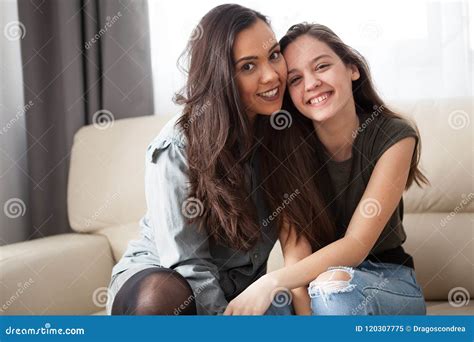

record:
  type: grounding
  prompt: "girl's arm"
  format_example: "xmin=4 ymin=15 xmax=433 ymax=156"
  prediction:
xmin=269 ymin=137 xmax=417 ymax=290
xmin=278 ymin=222 xmax=312 ymax=315
xmin=224 ymin=137 xmax=416 ymax=315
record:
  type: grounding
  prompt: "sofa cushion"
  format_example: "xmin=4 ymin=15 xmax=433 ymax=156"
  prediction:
xmin=403 ymin=213 xmax=473 ymax=301
xmin=426 ymin=301 xmax=474 ymax=315
xmin=97 ymin=222 xmax=140 ymax=262
xmin=0 ymin=234 xmax=114 ymax=315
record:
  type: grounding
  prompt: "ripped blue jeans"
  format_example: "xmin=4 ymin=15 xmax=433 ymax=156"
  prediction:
xmin=308 ymin=260 xmax=426 ymax=315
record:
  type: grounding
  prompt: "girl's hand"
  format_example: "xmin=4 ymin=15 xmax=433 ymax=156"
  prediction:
xmin=223 ymin=274 xmax=279 ymax=315
xmin=279 ymin=221 xmax=313 ymax=315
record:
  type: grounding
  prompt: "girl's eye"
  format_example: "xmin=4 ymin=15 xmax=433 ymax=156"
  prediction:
xmin=289 ymin=77 xmax=301 ymax=85
xmin=270 ymin=51 xmax=281 ymax=60
xmin=242 ymin=63 xmax=255 ymax=72
xmin=316 ymin=63 xmax=330 ymax=70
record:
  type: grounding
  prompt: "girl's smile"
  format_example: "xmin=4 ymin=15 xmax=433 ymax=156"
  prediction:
xmin=305 ymin=90 xmax=334 ymax=107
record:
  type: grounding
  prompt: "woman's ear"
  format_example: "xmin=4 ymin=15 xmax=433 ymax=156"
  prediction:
xmin=350 ymin=64 xmax=360 ymax=81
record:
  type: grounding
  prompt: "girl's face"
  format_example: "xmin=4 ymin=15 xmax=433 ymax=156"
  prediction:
xmin=283 ymin=34 xmax=360 ymax=123
xmin=233 ymin=19 xmax=287 ymax=120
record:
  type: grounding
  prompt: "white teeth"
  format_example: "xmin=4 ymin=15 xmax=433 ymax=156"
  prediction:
xmin=259 ymin=88 xmax=278 ymax=97
xmin=309 ymin=92 xmax=330 ymax=104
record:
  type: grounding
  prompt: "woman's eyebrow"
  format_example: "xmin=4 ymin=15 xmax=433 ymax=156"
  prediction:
xmin=288 ymin=54 xmax=332 ymax=74
xmin=234 ymin=42 xmax=280 ymax=65
xmin=267 ymin=42 xmax=279 ymax=53
xmin=235 ymin=55 xmax=257 ymax=65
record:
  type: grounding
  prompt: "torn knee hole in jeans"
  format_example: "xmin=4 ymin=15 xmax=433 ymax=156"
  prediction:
xmin=308 ymin=267 xmax=356 ymax=306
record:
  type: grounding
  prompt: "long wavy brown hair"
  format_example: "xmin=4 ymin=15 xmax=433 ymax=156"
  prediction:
xmin=258 ymin=23 xmax=429 ymax=251
xmin=174 ymin=4 xmax=269 ymax=250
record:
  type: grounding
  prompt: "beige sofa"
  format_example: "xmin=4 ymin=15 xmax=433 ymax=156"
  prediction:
xmin=1 ymin=98 xmax=472 ymax=315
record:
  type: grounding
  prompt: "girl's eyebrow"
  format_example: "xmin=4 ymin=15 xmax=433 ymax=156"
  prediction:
xmin=234 ymin=42 xmax=280 ymax=65
xmin=288 ymin=54 xmax=332 ymax=74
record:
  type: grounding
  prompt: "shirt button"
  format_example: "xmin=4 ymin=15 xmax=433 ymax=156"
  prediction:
xmin=253 ymin=253 xmax=259 ymax=260
xmin=230 ymin=273 xmax=237 ymax=280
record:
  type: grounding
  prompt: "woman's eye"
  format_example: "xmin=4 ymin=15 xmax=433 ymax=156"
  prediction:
xmin=242 ymin=63 xmax=255 ymax=72
xmin=270 ymin=51 xmax=281 ymax=60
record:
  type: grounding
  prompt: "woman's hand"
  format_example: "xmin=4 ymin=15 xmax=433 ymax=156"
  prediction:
xmin=223 ymin=274 xmax=279 ymax=315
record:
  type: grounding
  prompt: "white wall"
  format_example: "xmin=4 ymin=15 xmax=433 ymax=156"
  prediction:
xmin=0 ymin=0 xmax=31 ymax=245
xmin=148 ymin=0 xmax=473 ymax=117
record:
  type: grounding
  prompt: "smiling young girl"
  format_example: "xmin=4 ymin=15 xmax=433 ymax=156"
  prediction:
xmin=106 ymin=4 xmax=303 ymax=316
xmin=224 ymin=23 xmax=428 ymax=316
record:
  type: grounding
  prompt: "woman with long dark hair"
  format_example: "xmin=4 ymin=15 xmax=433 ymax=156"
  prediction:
xmin=224 ymin=23 xmax=428 ymax=315
xmin=106 ymin=4 xmax=318 ymax=316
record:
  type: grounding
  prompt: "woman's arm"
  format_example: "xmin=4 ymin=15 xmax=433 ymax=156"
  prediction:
xmin=147 ymin=139 xmax=228 ymax=315
xmin=224 ymin=137 xmax=416 ymax=315
xmin=279 ymin=222 xmax=312 ymax=315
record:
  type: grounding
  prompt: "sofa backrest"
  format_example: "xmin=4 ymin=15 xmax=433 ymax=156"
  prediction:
xmin=68 ymin=115 xmax=172 ymax=233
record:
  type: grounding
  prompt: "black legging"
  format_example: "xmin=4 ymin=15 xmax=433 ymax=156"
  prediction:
xmin=111 ymin=267 xmax=197 ymax=315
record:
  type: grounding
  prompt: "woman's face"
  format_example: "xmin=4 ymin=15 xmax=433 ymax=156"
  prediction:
xmin=233 ymin=19 xmax=287 ymax=120
xmin=283 ymin=34 xmax=360 ymax=123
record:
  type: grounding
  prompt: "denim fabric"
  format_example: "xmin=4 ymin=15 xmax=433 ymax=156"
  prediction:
xmin=309 ymin=260 xmax=426 ymax=315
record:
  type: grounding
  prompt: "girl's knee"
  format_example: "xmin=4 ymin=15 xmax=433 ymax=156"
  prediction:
xmin=309 ymin=266 xmax=363 ymax=315
xmin=309 ymin=267 xmax=356 ymax=298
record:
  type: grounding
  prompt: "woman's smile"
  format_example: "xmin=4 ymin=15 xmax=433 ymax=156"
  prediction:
xmin=257 ymin=86 xmax=280 ymax=102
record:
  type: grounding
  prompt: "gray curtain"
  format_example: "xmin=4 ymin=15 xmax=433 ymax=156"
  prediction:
xmin=18 ymin=0 xmax=154 ymax=238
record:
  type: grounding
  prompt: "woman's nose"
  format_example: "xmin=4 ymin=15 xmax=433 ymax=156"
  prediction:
xmin=260 ymin=63 xmax=279 ymax=84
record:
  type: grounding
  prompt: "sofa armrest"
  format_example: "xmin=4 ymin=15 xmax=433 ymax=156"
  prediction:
xmin=0 ymin=233 xmax=115 ymax=315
